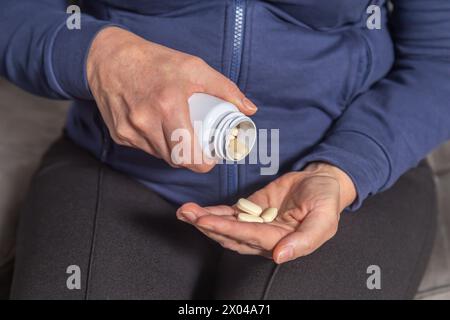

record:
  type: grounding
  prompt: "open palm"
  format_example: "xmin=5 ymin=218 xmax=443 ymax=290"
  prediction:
xmin=177 ymin=164 xmax=354 ymax=264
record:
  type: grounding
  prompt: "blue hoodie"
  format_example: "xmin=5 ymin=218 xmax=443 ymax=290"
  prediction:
xmin=1 ymin=0 xmax=450 ymax=208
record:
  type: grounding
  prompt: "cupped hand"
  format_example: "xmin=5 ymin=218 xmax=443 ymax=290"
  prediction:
xmin=177 ymin=162 xmax=356 ymax=263
xmin=87 ymin=27 xmax=257 ymax=172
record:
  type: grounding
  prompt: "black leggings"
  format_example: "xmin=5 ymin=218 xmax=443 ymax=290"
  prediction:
xmin=10 ymin=137 xmax=437 ymax=299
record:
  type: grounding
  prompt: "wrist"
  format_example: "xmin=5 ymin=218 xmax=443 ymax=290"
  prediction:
xmin=303 ymin=162 xmax=357 ymax=211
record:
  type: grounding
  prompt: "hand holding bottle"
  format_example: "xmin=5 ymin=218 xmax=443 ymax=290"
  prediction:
xmin=86 ymin=27 xmax=258 ymax=172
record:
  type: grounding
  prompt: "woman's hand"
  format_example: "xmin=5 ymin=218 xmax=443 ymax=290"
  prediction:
xmin=87 ymin=27 xmax=257 ymax=172
xmin=177 ymin=162 xmax=356 ymax=263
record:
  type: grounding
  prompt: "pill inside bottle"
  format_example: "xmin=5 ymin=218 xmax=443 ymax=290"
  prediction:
xmin=188 ymin=93 xmax=256 ymax=161
xmin=227 ymin=127 xmax=250 ymax=161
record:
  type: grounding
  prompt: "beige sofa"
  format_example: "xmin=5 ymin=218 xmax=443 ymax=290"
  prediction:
xmin=0 ymin=77 xmax=449 ymax=299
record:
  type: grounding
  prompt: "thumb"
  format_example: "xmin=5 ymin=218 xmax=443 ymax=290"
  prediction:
xmin=273 ymin=208 xmax=339 ymax=264
xmin=199 ymin=66 xmax=258 ymax=115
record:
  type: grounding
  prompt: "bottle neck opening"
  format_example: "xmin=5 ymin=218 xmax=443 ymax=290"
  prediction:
xmin=212 ymin=112 xmax=256 ymax=161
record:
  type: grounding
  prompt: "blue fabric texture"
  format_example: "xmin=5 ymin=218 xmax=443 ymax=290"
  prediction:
xmin=1 ymin=0 xmax=450 ymax=209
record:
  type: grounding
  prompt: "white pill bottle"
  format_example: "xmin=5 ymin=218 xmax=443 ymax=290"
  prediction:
xmin=188 ymin=93 xmax=257 ymax=161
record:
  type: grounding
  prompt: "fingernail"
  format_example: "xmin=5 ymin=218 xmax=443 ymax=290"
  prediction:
xmin=181 ymin=211 xmax=196 ymax=223
xmin=242 ymin=98 xmax=258 ymax=112
xmin=276 ymin=245 xmax=294 ymax=264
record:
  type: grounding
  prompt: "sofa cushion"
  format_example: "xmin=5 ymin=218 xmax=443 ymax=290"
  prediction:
xmin=0 ymin=78 xmax=68 ymax=297
xmin=415 ymin=159 xmax=450 ymax=299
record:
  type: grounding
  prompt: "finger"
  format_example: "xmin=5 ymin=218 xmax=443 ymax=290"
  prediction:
xmin=112 ymin=121 xmax=168 ymax=161
xmin=161 ymin=97 xmax=217 ymax=173
xmin=176 ymin=202 xmax=235 ymax=223
xmin=126 ymin=116 xmax=173 ymax=163
xmin=126 ymin=132 xmax=167 ymax=161
xmin=175 ymin=203 xmax=268 ymax=256
xmin=199 ymin=65 xmax=257 ymax=115
xmin=273 ymin=210 xmax=339 ymax=264
xmin=195 ymin=215 xmax=289 ymax=251
xmin=196 ymin=227 xmax=270 ymax=257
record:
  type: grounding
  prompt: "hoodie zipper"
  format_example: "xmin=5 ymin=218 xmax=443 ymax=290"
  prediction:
xmin=227 ymin=0 xmax=246 ymax=197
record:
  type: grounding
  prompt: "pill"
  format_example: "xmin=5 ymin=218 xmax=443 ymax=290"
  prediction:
xmin=231 ymin=127 xmax=239 ymax=137
xmin=228 ymin=139 xmax=248 ymax=160
xmin=261 ymin=207 xmax=278 ymax=223
xmin=228 ymin=139 xmax=236 ymax=158
xmin=237 ymin=212 xmax=264 ymax=223
xmin=236 ymin=198 xmax=262 ymax=216
xmin=236 ymin=140 xmax=248 ymax=155
xmin=233 ymin=152 xmax=244 ymax=160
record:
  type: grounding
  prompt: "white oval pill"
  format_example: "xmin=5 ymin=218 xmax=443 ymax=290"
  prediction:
xmin=228 ymin=139 xmax=237 ymax=156
xmin=236 ymin=198 xmax=262 ymax=216
xmin=237 ymin=213 xmax=264 ymax=223
xmin=228 ymin=139 xmax=249 ymax=160
xmin=233 ymin=152 xmax=244 ymax=160
xmin=261 ymin=207 xmax=278 ymax=223
xmin=234 ymin=139 xmax=248 ymax=155
xmin=231 ymin=127 xmax=239 ymax=137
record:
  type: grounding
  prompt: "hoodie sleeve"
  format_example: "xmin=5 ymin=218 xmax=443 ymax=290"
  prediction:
xmin=293 ymin=0 xmax=450 ymax=210
xmin=0 ymin=0 xmax=118 ymax=100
